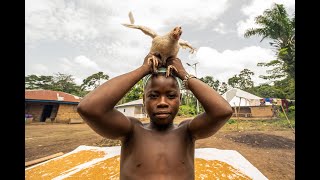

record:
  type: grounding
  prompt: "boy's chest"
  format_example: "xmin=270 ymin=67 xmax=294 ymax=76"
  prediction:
xmin=121 ymin=127 xmax=195 ymax=169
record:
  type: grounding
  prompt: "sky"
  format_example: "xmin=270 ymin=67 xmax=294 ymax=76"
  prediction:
xmin=25 ymin=0 xmax=295 ymax=86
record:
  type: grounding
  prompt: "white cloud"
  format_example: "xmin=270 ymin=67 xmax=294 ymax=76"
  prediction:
xmin=55 ymin=55 xmax=104 ymax=85
xmin=25 ymin=0 xmax=230 ymax=45
xmin=32 ymin=64 xmax=49 ymax=75
xmin=191 ymin=46 xmax=276 ymax=85
xmin=25 ymin=0 xmax=293 ymax=88
xmin=236 ymin=0 xmax=295 ymax=37
xmin=74 ymin=56 xmax=100 ymax=70
xmin=212 ymin=22 xmax=227 ymax=34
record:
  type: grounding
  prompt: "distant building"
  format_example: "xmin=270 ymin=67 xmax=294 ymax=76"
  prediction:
xmin=115 ymin=99 xmax=147 ymax=119
xmin=25 ymin=90 xmax=83 ymax=123
xmin=222 ymin=88 xmax=273 ymax=118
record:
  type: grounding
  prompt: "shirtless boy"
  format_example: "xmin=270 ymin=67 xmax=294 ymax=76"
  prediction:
xmin=77 ymin=53 xmax=233 ymax=179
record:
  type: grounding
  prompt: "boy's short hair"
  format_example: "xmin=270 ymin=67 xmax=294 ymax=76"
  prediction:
xmin=143 ymin=68 xmax=182 ymax=90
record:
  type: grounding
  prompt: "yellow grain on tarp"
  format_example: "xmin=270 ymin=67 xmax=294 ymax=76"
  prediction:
xmin=59 ymin=155 xmax=252 ymax=179
xmin=25 ymin=150 xmax=106 ymax=180
xmin=65 ymin=155 xmax=121 ymax=180
xmin=195 ymin=158 xmax=252 ymax=180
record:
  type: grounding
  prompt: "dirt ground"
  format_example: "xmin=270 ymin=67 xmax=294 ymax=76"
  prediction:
xmin=25 ymin=119 xmax=295 ymax=180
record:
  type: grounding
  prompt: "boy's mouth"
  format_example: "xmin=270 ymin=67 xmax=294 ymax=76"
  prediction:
xmin=154 ymin=112 xmax=171 ymax=119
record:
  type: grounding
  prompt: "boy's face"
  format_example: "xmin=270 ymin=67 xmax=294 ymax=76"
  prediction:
xmin=144 ymin=75 xmax=181 ymax=126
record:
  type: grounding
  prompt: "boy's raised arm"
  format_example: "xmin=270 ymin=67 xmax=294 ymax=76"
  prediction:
xmin=77 ymin=54 xmax=152 ymax=140
xmin=168 ymin=57 xmax=233 ymax=140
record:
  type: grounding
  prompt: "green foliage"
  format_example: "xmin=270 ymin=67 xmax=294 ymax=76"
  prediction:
xmin=244 ymin=3 xmax=295 ymax=81
xmin=25 ymin=72 xmax=111 ymax=97
xmin=247 ymin=84 xmax=286 ymax=99
xmin=227 ymin=119 xmax=236 ymax=124
xmin=200 ymin=76 xmax=228 ymax=94
xmin=178 ymin=105 xmax=196 ymax=116
xmin=123 ymin=79 xmax=143 ymax=103
xmin=273 ymin=77 xmax=295 ymax=99
xmin=219 ymin=82 xmax=228 ymax=95
xmin=25 ymin=75 xmax=54 ymax=89
xmin=200 ymin=76 xmax=220 ymax=91
xmin=228 ymin=69 xmax=254 ymax=90
xmin=51 ymin=73 xmax=79 ymax=95
xmin=81 ymin=72 xmax=109 ymax=91
xmin=288 ymin=106 xmax=295 ymax=112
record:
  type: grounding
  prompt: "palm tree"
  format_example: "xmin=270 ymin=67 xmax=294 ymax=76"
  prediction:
xmin=244 ymin=3 xmax=295 ymax=80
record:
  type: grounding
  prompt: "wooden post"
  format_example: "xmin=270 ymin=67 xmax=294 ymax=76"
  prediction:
xmin=236 ymin=97 xmax=241 ymax=131
xmin=280 ymin=104 xmax=295 ymax=133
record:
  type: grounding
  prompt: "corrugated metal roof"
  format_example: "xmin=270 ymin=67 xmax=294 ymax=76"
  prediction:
xmin=116 ymin=99 xmax=143 ymax=107
xmin=25 ymin=89 xmax=82 ymax=103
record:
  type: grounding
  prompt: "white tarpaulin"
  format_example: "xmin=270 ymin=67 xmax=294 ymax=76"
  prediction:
xmin=222 ymin=88 xmax=263 ymax=107
xmin=25 ymin=145 xmax=267 ymax=180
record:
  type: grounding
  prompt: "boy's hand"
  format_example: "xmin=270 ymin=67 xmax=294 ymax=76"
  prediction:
xmin=167 ymin=57 xmax=188 ymax=80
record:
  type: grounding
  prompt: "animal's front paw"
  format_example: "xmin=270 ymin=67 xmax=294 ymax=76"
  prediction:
xmin=189 ymin=48 xmax=196 ymax=54
xmin=147 ymin=55 xmax=159 ymax=74
xmin=166 ymin=65 xmax=178 ymax=77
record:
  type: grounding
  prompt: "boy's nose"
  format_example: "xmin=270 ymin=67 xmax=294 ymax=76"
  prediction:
xmin=157 ymin=96 xmax=169 ymax=108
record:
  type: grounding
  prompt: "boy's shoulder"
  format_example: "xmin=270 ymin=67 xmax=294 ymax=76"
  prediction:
xmin=127 ymin=116 xmax=144 ymax=126
xmin=178 ymin=118 xmax=192 ymax=127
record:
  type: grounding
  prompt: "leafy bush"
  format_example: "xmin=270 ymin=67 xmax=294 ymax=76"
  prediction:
xmin=288 ymin=106 xmax=295 ymax=113
xmin=178 ymin=105 xmax=196 ymax=116
xmin=227 ymin=119 xmax=236 ymax=124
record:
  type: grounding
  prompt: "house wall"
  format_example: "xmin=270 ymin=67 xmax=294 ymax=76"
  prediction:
xmin=25 ymin=103 xmax=44 ymax=122
xmin=250 ymin=106 xmax=273 ymax=117
xmin=117 ymin=106 xmax=135 ymax=117
xmin=116 ymin=106 xmax=147 ymax=118
xmin=25 ymin=102 xmax=81 ymax=123
xmin=55 ymin=104 xmax=83 ymax=123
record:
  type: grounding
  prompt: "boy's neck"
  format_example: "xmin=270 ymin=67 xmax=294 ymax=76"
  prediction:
xmin=147 ymin=121 xmax=175 ymax=131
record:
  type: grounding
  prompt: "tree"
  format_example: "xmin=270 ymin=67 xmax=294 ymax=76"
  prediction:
xmin=52 ymin=73 xmax=79 ymax=95
xmin=123 ymin=79 xmax=144 ymax=103
xmin=244 ymin=3 xmax=295 ymax=80
xmin=248 ymin=84 xmax=286 ymax=99
xmin=228 ymin=69 xmax=254 ymax=90
xmin=25 ymin=73 xmax=88 ymax=97
xmin=200 ymin=76 xmax=220 ymax=91
xmin=25 ymin=75 xmax=54 ymax=89
xmin=219 ymin=82 xmax=228 ymax=94
xmin=273 ymin=77 xmax=295 ymax=99
xmin=81 ymin=72 xmax=109 ymax=91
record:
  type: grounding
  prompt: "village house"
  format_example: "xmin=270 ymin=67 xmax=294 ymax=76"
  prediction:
xmin=115 ymin=99 xmax=147 ymax=119
xmin=222 ymin=88 xmax=274 ymax=119
xmin=25 ymin=90 xmax=83 ymax=123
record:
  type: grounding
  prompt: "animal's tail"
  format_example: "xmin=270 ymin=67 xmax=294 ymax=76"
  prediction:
xmin=122 ymin=11 xmax=136 ymax=28
xmin=121 ymin=23 xmax=139 ymax=29
xmin=128 ymin=11 xmax=134 ymax=24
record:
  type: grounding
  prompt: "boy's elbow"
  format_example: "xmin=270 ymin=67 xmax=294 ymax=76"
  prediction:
xmin=226 ymin=105 xmax=233 ymax=116
xmin=77 ymin=102 xmax=86 ymax=115
xmin=218 ymin=104 xmax=233 ymax=120
xmin=77 ymin=101 xmax=92 ymax=116
xmin=224 ymin=104 xmax=233 ymax=118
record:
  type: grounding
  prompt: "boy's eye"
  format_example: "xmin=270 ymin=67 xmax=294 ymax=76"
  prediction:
xmin=148 ymin=94 xmax=158 ymax=99
xmin=167 ymin=94 xmax=177 ymax=99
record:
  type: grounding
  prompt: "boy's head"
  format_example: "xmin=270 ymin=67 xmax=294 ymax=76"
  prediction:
xmin=143 ymin=68 xmax=182 ymax=127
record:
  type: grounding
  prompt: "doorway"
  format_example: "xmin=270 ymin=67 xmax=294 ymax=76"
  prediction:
xmin=40 ymin=105 xmax=53 ymax=122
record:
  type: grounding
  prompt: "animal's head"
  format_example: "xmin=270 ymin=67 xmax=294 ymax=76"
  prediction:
xmin=171 ymin=26 xmax=182 ymax=40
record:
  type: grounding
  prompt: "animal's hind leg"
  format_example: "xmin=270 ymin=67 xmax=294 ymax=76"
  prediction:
xmin=166 ymin=65 xmax=178 ymax=77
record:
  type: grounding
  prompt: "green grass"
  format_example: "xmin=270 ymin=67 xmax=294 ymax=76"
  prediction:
xmin=222 ymin=118 xmax=295 ymax=131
